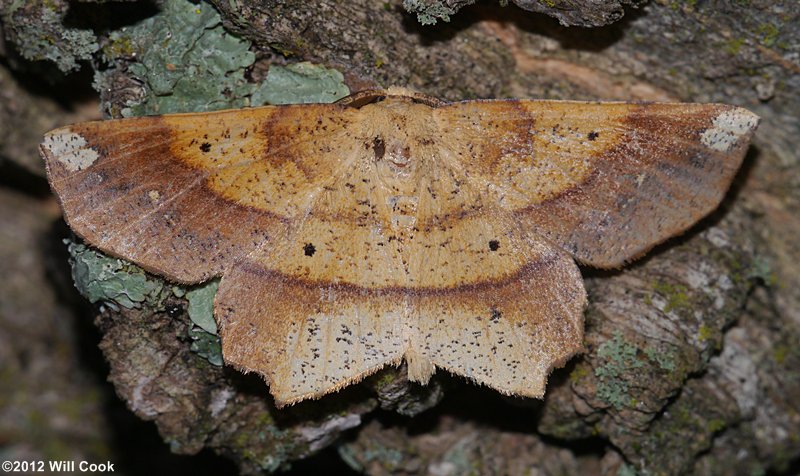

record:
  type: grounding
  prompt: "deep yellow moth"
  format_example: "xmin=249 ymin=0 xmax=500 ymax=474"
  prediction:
xmin=41 ymin=87 xmax=759 ymax=406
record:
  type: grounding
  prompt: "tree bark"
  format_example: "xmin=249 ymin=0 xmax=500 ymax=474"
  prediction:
xmin=1 ymin=0 xmax=798 ymax=474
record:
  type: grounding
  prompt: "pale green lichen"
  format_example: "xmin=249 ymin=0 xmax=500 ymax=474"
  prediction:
xmin=188 ymin=326 xmax=223 ymax=367
xmin=185 ymin=280 xmax=219 ymax=335
xmin=232 ymin=413 xmax=299 ymax=472
xmin=251 ymin=62 xmax=350 ymax=106
xmin=171 ymin=286 xmax=186 ymax=298
xmin=439 ymin=435 xmax=480 ymax=475
xmin=747 ymin=256 xmax=777 ymax=286
xmin=98 ymin=0 xmax=350 ymax=115
xmin=402 ymin=0 xmax=463 ymax=25
xmin=183 ymin=280 xmax=223 ymax=365
xmin=3 ymin=0 xmax=99 ymax=73
xmin=617 ymin=463 xmax=639 ymax=476
xmin=644 ymin=346 xmax=677 ymax=372
xmin=340 ymin=442 xmax=406 ymax=473
xmin=101 ymin=34 xmax=135 ymax=60
xmin=594 ymin=332 xmax=643 ymax=409
xmin=66 ymin=240 xmax=164 ymax=310
xmin=112 ymin=0 xmax=255 ymax=116
xmin=68 ymin=240 xmax=223 ymax=365
xmin=338 ymin=445 xmax=366 ymax=473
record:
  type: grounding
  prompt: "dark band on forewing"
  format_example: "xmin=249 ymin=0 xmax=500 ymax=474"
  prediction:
xmin=257 ymin=103 xmax=353 ymax=179
xmin=512 ymin=103 xmax=749 ymax=267
xmin=44 ymin=117 xmax=290 ymax=282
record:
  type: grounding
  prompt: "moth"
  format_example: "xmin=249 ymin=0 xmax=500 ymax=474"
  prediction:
xmin=41 ymin=87 xmax=759 ymax=406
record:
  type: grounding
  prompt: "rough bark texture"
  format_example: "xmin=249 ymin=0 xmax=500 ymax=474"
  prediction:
xmin=1 ymin=0 xmax=798 ymax=475
xmin=0 ymin=187 xmax=112 ymax=465
xmin=402 ymin=0 xmax=648 ymax=28
xmin=0 ymin=64 xmax=99 ymax=177
xmin=93 ymin=299 xmax=380 ymax=474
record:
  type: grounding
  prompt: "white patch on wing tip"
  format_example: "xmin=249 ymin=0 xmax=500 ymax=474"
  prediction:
xmin=701 ymin=109 xmax=759 ymax=153
xmin=43 ymin=130 xmax=99 ymax=172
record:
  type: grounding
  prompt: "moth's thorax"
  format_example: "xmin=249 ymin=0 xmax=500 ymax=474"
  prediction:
xmin=354 ymin=97 xmax=439 ymax=234
xmin=361 ymin=98 xmax=436 ymax=182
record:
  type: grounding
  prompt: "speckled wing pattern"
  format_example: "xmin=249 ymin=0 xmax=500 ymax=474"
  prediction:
xmin=434 ymin=100 xmax=759 ymax=267
xmin=41 ymin=89 xmax=759 ymax=406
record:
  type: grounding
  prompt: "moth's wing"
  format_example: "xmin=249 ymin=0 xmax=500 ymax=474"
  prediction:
xmin=434 ymin=100 xmax=759 ymax=268
xmin=215 ymin=265 xmax=408 ymax=407
xmin=214 ymin=153 xmax=410 ymax=406
xmin=41 ymin=104 xmax=357 ymax=282
xmin=215 ymin=143 xmax=586 ymax=404
xmin=403 ymin=198 xmax=586 ymax=397
xmin=223 ymin=233 xmax=587 ymax=405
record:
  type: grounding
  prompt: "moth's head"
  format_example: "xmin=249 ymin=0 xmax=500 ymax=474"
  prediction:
xmin=368 ymin=127 xmax=421 ymax=182
xmin=371 ymin=135 xmax=413 ymax=171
